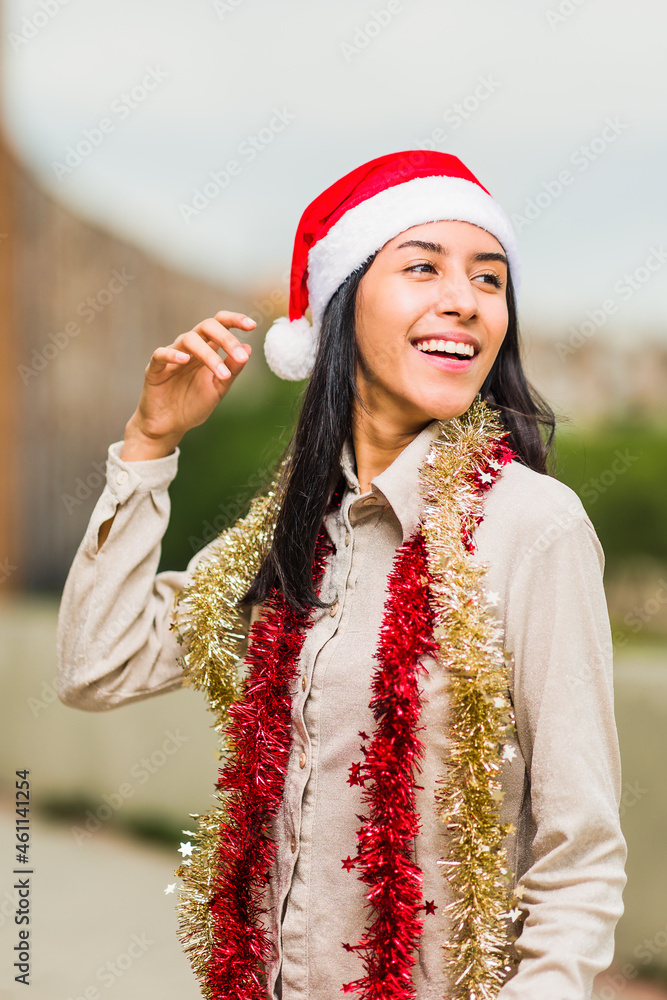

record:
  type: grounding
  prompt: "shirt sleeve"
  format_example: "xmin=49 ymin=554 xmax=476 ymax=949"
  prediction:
xmin=497 ymin=507 xmax=627 ymax=999
xmin=56 ymin=440 xmax=250 ymax=711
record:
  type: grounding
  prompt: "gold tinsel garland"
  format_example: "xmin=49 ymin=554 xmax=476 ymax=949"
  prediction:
xmin=171 ymin=479 xmax=283 ymax=993
xmin=170 ymin=400 xmax=519 ymax=998
xmin=419 ymin=399 xmax=518 ymax=996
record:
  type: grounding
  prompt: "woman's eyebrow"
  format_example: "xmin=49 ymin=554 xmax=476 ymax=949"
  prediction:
xmin=473 ymin=251 xmax=508 ymax=267
xmin=394 ymin=241 xmax=508 ymax=268
xmin=395 ymin=239 xmax=444 ymax=253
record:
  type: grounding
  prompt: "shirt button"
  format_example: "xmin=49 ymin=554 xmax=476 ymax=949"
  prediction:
xmin=301 ymin=675 xmax=307 ymax=691
xmin=115 ymin=470 xmax=129 ymax=486
xmin=290 ymin=836 xmax=297 ymax=853
xmin=330 ymin=601 xmax=339 ymax=617
xmin=344 ymin=530 xmax=350 ymax=547
xmin=299 ymin=752 xmax=307 ymax=769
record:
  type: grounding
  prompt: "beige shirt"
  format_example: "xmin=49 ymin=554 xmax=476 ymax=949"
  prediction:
xmin=56 ymin=420 xmax=627 ymax=1000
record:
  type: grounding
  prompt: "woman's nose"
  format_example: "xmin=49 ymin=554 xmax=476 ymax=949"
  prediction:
xmin=433 ymin=271 xmax=477 ymax=319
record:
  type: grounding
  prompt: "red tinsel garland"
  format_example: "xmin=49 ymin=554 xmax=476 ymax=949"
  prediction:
xmin=204 ymin=530 xmax=332 ymax=999
xmin=201 ymin=429 xmax=515 ymax=999
xmin=341 ymin=530 xmax=438 ymax=1000
xmin=461 ymin=440 xmax=515 ymax=551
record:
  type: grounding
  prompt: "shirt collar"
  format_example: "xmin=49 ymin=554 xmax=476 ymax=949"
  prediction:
xmin=338 ymin=420 xmax=442 ymax=541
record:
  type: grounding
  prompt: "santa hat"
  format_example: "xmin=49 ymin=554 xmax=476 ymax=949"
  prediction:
xmin=264 ymin=149 xmax=520 ymax=381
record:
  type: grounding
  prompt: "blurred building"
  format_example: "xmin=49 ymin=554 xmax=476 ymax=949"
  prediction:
xmin=527 ymin=336 xmax=667 ymax=423
xmin=0 ymin=126 xmax=268 ymax=591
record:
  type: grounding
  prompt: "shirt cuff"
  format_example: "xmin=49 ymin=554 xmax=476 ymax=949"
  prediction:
xmin=106 ymin=440 xmax=180 ymax=503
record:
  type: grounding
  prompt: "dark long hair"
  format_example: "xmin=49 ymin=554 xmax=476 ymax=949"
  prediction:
xmin=243 ymin=258 xmax=555 ymax=612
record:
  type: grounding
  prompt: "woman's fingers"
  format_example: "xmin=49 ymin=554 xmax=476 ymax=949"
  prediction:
xmin=222 ymin=342 xmax=252 ymax=378
xmin=148 ymin=313 xmax=256 ymax=382
xmin=213 ymin=311 xmax=257 ymax=334
xmin=175 ymin=328 xmax=234 ymax=379
xmin=148 ymin=345 xmax=193 ymax=371
xmin=195 ymin=316 xmax=254 ymax=364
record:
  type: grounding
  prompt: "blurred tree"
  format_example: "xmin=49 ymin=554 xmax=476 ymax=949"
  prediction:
xmin=554 ymin=422 xmax=667 ymax=573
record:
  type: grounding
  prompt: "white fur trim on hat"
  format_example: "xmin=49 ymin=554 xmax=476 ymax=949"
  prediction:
xmin=264 ymin=315 xmax=318 ymax=381
xmin=307 ymin=175 xmax=520 ymax=328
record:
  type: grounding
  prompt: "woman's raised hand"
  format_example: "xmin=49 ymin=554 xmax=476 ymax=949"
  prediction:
xmin=121 ymin=311 xmax=256 ymax=461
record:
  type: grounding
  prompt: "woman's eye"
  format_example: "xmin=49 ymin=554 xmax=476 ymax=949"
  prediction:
xmin=405 ymin=262 xmax=437 ymax=274
xmin=474 ymin=272 xmax=503 ymax=288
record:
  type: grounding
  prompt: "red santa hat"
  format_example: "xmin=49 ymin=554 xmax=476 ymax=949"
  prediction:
xmin=264 ymin=149 xmax=520 ymax=381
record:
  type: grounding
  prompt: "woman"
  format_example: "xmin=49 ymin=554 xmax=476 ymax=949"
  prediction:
xmin=57 ymin=150 xmax=627 ymax=1000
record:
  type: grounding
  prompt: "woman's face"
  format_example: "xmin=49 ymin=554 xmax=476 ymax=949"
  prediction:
xmin=354 ymin=219 xmax=510 ymax=428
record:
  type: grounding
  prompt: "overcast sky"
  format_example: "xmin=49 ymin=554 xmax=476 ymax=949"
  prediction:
xmin=2 ymin=0 xmax=666 ymax=339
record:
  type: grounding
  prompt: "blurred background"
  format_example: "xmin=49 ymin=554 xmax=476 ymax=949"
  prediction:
xmin=0 ymin=0 xmax=665 ymax=997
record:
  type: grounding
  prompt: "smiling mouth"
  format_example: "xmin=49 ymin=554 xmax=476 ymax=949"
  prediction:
xmin=412 ymin=338 xmax=477 ymax=361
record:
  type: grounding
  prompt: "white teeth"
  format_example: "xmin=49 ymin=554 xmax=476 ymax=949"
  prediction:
xmin=415 ymin=339 xmax=476 ymax=356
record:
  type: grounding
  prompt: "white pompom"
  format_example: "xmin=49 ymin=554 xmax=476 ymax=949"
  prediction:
xmin=263 ymin=315 xmax=318 ymax=381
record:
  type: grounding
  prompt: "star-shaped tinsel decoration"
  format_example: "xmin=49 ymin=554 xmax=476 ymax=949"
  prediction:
xmin=479 ymin=470 xmax=494 ymax=484
xmin=502 ymin=744 xmax=517 ymax=762
xmin=178 ymin=841 xmax=193 ymax=858
xmin=341 ymin=856 xmax=356 ymax=872
xmin=347 ymin=762 xmax=365 ymax=786
xmin=164 ymin=884 xmax=176 ymax=895
xmin=423 ymin=900 xmax=437 ymax=915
